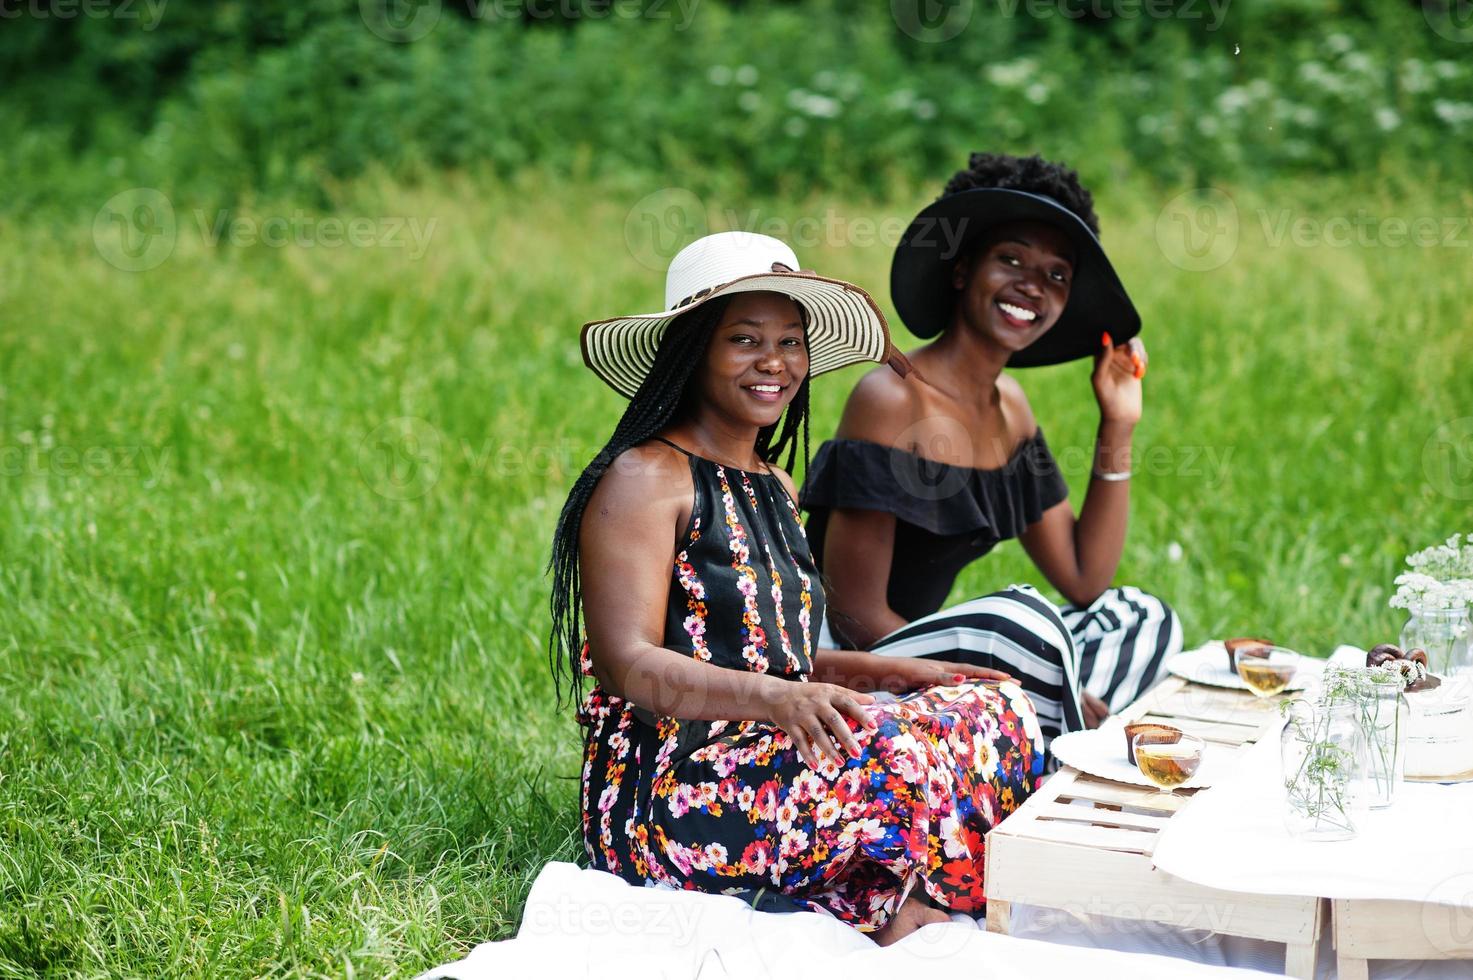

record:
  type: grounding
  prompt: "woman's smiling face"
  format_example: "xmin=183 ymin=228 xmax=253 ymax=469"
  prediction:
xmin=695 ymin=291 xmax=808 ymax=430
xmin=952 ymin=220 xmax=1074 ymax=353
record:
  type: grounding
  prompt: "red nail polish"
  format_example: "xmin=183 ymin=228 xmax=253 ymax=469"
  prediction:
xmin=1102 ymin=331 xmax=1112 ymax=347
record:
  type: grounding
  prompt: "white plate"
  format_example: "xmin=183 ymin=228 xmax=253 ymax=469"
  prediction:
xmin=1165 ymin=641 xmax=1321 ymax=692
xmin=1049 ymin=724 xmax=1238 ymax=789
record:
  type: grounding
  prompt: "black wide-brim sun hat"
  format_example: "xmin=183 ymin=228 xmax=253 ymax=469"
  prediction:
xmin=890 ymin=188 xmax=1141 ymax=367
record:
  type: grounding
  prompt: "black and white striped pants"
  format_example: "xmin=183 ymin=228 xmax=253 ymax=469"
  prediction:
xmin=858 ymin=585 xmax=1182 ymax=745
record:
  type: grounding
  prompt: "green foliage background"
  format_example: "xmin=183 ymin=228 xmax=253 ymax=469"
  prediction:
xmin=5 ymin=0 xmax=1473 ymax=212
xmin=3 ymin=2 xmax=1473 ymax=977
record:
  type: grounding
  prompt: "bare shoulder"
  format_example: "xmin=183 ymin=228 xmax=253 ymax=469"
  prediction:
xmin=997 ymin=372 xmax=1039 ymax=443
xmin=834 ymin=365 xmax=922 ymax=445
xmin=583 ymin=441 xmax=693 ymax=531
xmin=763 ymin=462 xmax=801 ymax=504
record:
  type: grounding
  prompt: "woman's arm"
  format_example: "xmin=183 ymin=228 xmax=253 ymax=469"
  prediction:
xmin=813 ymin=647 xmax=1016 ymax=693
xmin=581 ymin=447 xmax=876 ymax=768
xmin=820 ymin=508 xmax=907 ymax=649
xmin=1018 ymin=335 xmax=1145 ymax=608
xmin=816 ymin=368 xmax=919 ymax=648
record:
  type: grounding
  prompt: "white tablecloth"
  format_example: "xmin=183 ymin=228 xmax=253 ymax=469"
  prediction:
xmin=1153 ymin=669 xmax=1473 ymax=908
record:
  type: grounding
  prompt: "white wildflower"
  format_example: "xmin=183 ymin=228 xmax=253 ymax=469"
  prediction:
xmin=985 ymin=58 xmax=1036 ymax=90
xmin=1216 ymin=86 xmax=1252 ymax=115
xmin=1433 ymin=100 xmax=1473 ymax=127
xmin=886 ymin=89 xmax=916 ymax=111
xmin=1390 ymin=572 xmax=1473 ymax=611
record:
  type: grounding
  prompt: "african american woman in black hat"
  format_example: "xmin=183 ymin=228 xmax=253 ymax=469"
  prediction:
xmin=802 ymin=154 xmax=1182 ymax=743
xmin=551 ymin=231 xmax=1044 ymax=945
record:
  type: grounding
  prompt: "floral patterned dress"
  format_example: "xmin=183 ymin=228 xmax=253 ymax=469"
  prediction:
xmin=577 ymin=444 xmax=1045 ymax=929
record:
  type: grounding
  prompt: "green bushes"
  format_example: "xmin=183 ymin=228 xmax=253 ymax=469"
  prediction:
xmin=3 ymin=1 xmax=1471 ymax=212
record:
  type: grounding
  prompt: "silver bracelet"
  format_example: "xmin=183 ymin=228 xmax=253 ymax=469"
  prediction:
xmin=1091 ymin=469 xmax=1132 ymax=482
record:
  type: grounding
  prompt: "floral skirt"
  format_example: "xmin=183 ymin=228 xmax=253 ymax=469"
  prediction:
xmin=579 ymin=679 xmax=1044 ymax=930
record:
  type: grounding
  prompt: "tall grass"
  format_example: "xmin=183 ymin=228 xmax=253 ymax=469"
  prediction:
xmin=1 ymin=172 xmax=1470 ymax=976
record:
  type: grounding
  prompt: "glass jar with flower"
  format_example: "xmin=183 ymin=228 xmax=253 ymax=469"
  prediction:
xmin=1280 ymin=671 xmax=1371 ymax=841
xmin=1354 ymin=664 xmax=1411 ymax=808
xmin=1393 ymin=575 xmax=1473 ymax=677
xmin=1392 ymin=535 xmax=1473 ymax=677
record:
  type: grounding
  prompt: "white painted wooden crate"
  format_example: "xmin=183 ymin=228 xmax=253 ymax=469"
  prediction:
xmin=984 ymin=675 xmax=1325 ymax=979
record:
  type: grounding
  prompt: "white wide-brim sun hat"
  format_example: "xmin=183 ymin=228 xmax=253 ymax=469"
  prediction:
xmin=582 ymin=231 xmax=908 ymax=399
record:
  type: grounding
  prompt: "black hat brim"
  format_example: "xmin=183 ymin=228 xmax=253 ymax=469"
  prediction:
xmin=889 ymin=188 xmax=1140 ymax=367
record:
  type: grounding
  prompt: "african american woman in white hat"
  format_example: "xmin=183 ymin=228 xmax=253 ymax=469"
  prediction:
xmin=549 ymin=231 xmax=1045 ymax=944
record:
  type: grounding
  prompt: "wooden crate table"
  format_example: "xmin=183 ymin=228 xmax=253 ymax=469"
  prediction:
xmin=1332 ymin=893 xmax=1473 ymax=977
xmin=984 ymin=675 xmax=1327 ymax=979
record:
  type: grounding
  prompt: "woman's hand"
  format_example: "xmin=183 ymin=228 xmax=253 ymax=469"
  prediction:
xmin=1082 ymin=691 xmax=1111 ymax=729
xmin=765 ymin=681 xmax=878 ymax=770
xmin=867 ymin=657 xmax=1017 ymax=695
xmin=1092 ymin=331 xmax=1147 ymax=426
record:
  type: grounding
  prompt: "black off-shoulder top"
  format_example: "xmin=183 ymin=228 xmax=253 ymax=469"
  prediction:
xmin=799 ymin=429 xmax=1069 ymax=647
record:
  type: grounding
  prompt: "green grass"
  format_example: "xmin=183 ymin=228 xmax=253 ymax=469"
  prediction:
xmin=2 ymin=172 xmax=1470 ymax=977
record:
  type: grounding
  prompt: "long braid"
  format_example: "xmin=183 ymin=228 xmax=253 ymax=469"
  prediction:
xmin=548 ymin=298 xmax=728 ymax=707
xmin=548 ymin=295 xmax=816 ymax=707
xmin=756 ymin=304 xmax=813 ymax=474
xmin=756 ymin=377 xmax=810 ymax=475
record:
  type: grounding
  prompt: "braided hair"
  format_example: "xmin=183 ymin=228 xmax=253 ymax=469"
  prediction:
xmin=547 ymin=294 xmax=812 ymax=705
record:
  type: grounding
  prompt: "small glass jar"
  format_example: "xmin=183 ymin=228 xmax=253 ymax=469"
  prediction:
xmin=1360 ymin=679 xmax=1410 ymax=809
xmin=1280 ymin=699 xmax=1369 ymax=841
xmin=1400 ymin=605 xmax=1472 ymax=677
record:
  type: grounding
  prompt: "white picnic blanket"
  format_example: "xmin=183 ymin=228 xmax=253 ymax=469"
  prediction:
xmin=414 ymin=861 xmax=1281 ymax=980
